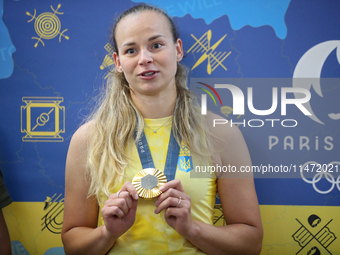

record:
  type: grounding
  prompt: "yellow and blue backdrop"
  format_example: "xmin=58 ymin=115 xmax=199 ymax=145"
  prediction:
xmin=0 ymin=0 xmax=339 ymax=254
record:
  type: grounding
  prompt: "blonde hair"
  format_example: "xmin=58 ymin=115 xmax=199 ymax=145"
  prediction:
xmin=86 ymin=5 xmax=211 ymax=204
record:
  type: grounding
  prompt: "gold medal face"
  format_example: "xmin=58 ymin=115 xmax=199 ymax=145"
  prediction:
xmin=132 ymin=168 xmax=167 ymax=199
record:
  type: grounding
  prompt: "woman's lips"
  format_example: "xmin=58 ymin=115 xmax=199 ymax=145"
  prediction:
xmin=138 ymin=71 xmax=159 ymax=80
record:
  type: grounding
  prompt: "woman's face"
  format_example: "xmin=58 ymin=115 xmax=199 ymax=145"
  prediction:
xmin=113 ymin=11 xmax=183 ymax=96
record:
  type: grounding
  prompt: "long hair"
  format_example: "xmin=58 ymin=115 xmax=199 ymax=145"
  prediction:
xmin=86 ymin=5 xmax=211 ymax=204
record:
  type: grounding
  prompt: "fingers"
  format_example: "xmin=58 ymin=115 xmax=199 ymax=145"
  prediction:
xmin=119 ymin=182 xmax=139 ymax=200
xmin=115 ymin=192 xmax=134 ymax=211
xmin=165 ymin=204 xmax=191 ymax=219
xmin=102 ymin=198 xmax=125 ymax=218
xmin=102 ymin=194 xmax=129 ymax=218
xmin=155 ymin=180 xmax=193 ymax=236
xmin=155 ymin=195 xmax=188 ymax=214
xmin=155 ymin=179 xmax=190 ymax=214
xmin=102 ymin=182 xmax=138 ymax=219
xmin=156 ymin=179 xmax=189 ymax=205
xmin=159 ymin=179 xmax=184 ymax=193
xmin=155 ymin=187 xmax=181 ymax=207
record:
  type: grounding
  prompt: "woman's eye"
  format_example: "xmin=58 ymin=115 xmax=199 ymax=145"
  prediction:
xmin=152 ymin=43 xmax=162 ymax=49
xmin=126 ymin=49 xmax=136 ymax=54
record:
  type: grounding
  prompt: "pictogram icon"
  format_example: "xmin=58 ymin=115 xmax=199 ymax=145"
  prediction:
xmin=21 ymin=97 xmax=65 ymax=142
xmin=100 ymin=43 xmax=115 ymax=70
xmin=187 ymin=30 xmax=230 ymax=75
xmin=213 ymin=204 xmax=226 ymax=226
xmin=292 ymin=214 xmax=337 ymax=254
xmin=26 ymin=4 xmax=69 ymax=47
xmin=41 ymin=193 xmax=64 ymax=234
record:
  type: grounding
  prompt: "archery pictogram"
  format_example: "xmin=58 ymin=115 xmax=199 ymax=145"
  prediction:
xmin=292 ymin=214 xmax=337 ymax=254
xmin=26 ymin=4 xmax=69 ymax=47
xmin=187 ymin=30 xmax=231 ymax=75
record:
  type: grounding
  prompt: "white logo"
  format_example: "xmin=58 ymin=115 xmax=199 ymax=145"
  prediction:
xmin=300 ymin=161 xmax=340 ymax=194
xmin=293 ymin=40 xmax=340 ymax=124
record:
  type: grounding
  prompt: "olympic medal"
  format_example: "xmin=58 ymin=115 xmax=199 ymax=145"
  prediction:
xmin=132 ymin=168 xmax=167 ymax=199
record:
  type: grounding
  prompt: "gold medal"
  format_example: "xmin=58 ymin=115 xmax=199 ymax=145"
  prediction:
xmin=132 ymin=168 xmax=167 ymax=199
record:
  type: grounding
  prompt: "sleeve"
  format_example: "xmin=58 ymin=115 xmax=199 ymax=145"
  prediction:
xmin=0 ymin=170 xmax=12 ymax=209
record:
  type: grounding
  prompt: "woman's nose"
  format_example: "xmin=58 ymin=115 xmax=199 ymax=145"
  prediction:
xmin=138 ymin=49 xmax=153 ymax=65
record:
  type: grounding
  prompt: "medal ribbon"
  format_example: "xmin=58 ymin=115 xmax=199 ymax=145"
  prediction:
xmin=135 ymin=127 xmax=180 ymax=182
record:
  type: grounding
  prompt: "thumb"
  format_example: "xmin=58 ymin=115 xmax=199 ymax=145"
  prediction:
xmin=126 ymin=198 xmax=138 ymax=220
xmin=131 ymin=198 xmax=138 ymax=213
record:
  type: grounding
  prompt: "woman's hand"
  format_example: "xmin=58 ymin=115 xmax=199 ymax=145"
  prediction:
xmin=154 ymin=179 xmax=194 ymax=236
xmin=101 ymin=182 xmax=139 ymax=240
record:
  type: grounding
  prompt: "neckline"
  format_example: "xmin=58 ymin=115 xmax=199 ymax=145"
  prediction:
xmin=144 ymin=115 xmax=173 ymax=128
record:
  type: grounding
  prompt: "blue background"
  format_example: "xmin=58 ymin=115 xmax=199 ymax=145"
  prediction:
xmin=1 ymin=0 xmax=339 ymax=208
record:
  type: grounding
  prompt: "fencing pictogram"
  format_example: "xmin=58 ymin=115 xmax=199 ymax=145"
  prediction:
xmin=26 ymin=4 xmax=69 ymax=47
xmin=187 ymin=30 xmax=231 ymax=75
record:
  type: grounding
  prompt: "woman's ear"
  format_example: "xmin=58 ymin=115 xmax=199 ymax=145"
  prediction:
xmin=113 ymin=52 xmax=123 ymax=72
xmin=176 ymin=38 xmax=184 ymax=62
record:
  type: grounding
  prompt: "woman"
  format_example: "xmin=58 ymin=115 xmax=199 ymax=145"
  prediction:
xmin=61 ymin=4 xmax=263 ymax=255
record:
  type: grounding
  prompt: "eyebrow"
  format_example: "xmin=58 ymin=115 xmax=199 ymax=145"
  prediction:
xmin=121 ymin=34 xmax=165 ymax=48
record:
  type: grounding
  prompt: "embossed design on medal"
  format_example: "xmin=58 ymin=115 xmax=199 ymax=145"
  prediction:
xmin=132 ymin=168 xmax=167 ymax=199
